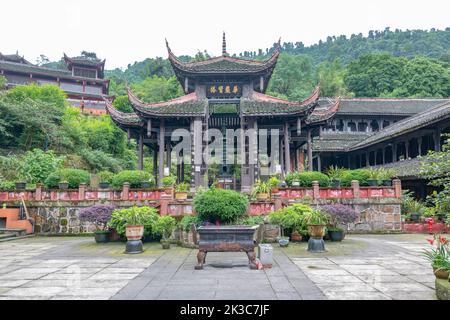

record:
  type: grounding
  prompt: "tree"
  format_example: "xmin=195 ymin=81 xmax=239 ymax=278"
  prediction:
xmin=81 ymin=51 xmax=98 ymax=60
xmin=420 ymin=134 xmax=450 ymax=215
xmin=0 ymin=76 xmax=6 ymax=90
xmin=35 ymin=54 xmax=50 ymax=66
xmin=112 ymin=95 xmax=133 ymax=113
xmin=131 ymin=76 xmax=183 ymax=103
xmin=267 ymin=54 xmax=315 ymax=100
xmin=344 ymin=54 xmax=407 ymax=97
xmin=317 ymin=60 xmax=353 ymax=97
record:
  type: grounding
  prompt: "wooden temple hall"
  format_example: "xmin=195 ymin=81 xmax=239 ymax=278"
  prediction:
xmin=105 ymin=34 xmax=450 ymax=194
xmin=105 ymin=34 xmax=339 ymax=191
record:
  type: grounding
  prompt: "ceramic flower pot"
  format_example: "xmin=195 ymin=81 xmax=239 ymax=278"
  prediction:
xmin=382 ymin=180 xmax=392 ymax=186
xmin=331 ymin=180 xmax=341 ymax=188
xmin=125 ymin=225 xmax=144 ymax=241
xmin=94 ymin=231 xmax=110 ymax=243
xmin=58 ymin=182 xmax=69 ymax=190
xmin=278 ymin=238 xmax=289 ymax=247
xmin=15 ymin=182 xmax=26 ymax=190
xmin=328 ymin=230 xmax=345 ymax=241
xmin=433 ymin=267 xmax=450 ymax=280
xmin=290 ymin=231 xmax=302 ymax=242
xmin=256 ymin=192 xmax=269 ymax=200
xmin=307 ymin=224 xmax=327 ymax=239
xmin=367 ymin=180 xmax=378 ymax=186
xmin=164 ymin=187 xmax=173 ymax=195
xmin=175 ymin=192 xmax=188 ymax=200
xmin=99 ymin=182 xmax=110 ymax=189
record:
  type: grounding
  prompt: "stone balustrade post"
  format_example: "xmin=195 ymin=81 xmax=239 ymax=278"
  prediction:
xmin=35 ymin=184 xmax=43 ymax=201
xmin=393 ymin=179 xmax=402 ymax=198
xmin=312 ymin=181 xmax=320 ymax=199
xmin=159 ymin=193 xmax=172 ymax=216
xmin=78 ymin=183 xmax=87 ymax=201
xmin=273 ymin=193 xmax=282 ymax=211
xmin=351 ymin=180 xmax=360 ymax=198
xmin=122 ymin=182 xmax=130 ymax=201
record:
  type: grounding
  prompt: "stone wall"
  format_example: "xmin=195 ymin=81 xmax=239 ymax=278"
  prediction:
xmin=2 ymin=180 xmax=403 ymax=234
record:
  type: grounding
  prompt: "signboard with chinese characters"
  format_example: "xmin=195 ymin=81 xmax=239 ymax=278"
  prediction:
xmin=206 ymin=83 xmax=242 ymax=99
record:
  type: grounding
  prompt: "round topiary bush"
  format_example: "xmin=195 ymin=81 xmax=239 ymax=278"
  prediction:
xmin=298 ymin=171 xmax=330 ymax=187
xmin=340 ymin=169 xmax=371 ymax=187
xmin=193 ymin=188 xmax=249 ymax=224
xmin=45 ymin=168 xmax=90 ymax=189
xmin=111 ymin=170 xmax=154 ymax=189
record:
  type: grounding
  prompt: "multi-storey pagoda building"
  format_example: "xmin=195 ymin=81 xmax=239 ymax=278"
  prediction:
xmin=0 ymin=52 xmax=110 ymax=115
xmin=105 ymin=34 xmax=340 ymax=191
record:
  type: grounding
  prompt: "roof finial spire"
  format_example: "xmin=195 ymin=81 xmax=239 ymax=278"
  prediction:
xmin=222 ymin=32 xmax=227 ymax=56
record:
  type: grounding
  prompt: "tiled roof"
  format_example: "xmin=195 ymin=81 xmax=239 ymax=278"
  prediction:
xmin=63 ymin=53 xmax=105 ymax=68
xmin=127 ymin=89 xmax=207 ymax=117
xmin=349 ymin=101 xmax=450 ymax=150
xmin=306 ymin=98 xmax=340 ymax=124
xmin=313 ymin=132 xmax=371 ymax=152
xmin=0 ymin=52 xmax=32 ymax=65
xmin=166 ymin=40 xmax=279 ymax=74
xmin=240 ymin=85 xmax=320 ymax=116
xmin=0 ymin=60 xmax=108 ymax=83
xmin=104 ymin=99 xmax=143 ymax=128
xmin=371 ymin=158 xmax=421 ymax=178
xmin=336 ymin=98 xmax=450 ymax=116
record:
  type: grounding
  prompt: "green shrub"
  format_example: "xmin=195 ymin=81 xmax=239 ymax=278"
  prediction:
xmin=340 ymin=169 xmax=371 ymax=187
xmin=154 ymin=216 xmax=177 ymax=240
xmin=108 ymin=206 xmax=159 ymax=238
xmin=175 ymin=182 xmax=190 ymax=193
xmin=268 ymin=204 xmax=314 ymax=232
xmin=236 ymin=215 xmax=265 ymax=226
xmin=111 ymin=170 xmax=154 ymax=188
xmin=18 ymin=149 xmax=63 ymax=184
xmin=162 ymin=175 xmax=176 ymax=187
xmin=44 ymin=168 xmax=90 ymax=189
xmin=180 ymin=215 xmax=201 ymax=232
xmin=0 ymin=180 xmax=15 ymax=191
xmin=193 ymin=187 xmax=249 ymax=224
xmin=298 ymin=171 xmax=330 ymax=187
xmin=98 ymin=171 xmax=114 ymax=183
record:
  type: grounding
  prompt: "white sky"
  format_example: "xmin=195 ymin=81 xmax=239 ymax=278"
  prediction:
xmin=1 ymin=0 xmax=449 ymax=69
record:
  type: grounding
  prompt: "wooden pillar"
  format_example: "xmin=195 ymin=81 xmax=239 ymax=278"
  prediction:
xmin=405 ymin=140 xmax=410 ymax=159
xmin=158 ymin=120 xmax=165 ymax=187
xmin=434 ymin=128 xmax=441 ymax=151
xmin=382 ymin=147 xmax=386 ymax=165
xmin=365 ymin=151 xmax=369 ymax=167
xmin=418 ymin=137 xmax=422 ymax=156
xmin=307 ymin=129 xmax=313 ymax=171
xmin=137 ymin=131 xmax=144 ymax=170
xmin=193 ymin=117 xmax=203 ymax=188
xmin=147 ymin=119 xmax=152 ymax=137
xmin=184 ymin=77 xmax=189 ymax=93
xmin=317 ymin=153 xmax=321 ymax=172
xmin=284 ymin=122 xmax=291 ymax=173
xmin=393 ymin=143 xmax=398 ymax=162
xmin=152 ymin=148 xmax=157 ymax=179
xmin=166 ymin=139 xmax=171 ymax=170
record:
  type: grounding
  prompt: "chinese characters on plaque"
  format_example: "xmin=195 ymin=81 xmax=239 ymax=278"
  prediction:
xmin=206 ymin=83 xmax=242 ymax=99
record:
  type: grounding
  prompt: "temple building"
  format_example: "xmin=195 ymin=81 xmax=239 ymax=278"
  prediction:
xmin=106 ymin=35 xmax=450 ymax=196
xmin=0 ymin=52 xmax=110 ymax=115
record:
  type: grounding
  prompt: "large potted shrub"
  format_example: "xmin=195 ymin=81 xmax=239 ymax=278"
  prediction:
xmin=111 ymin=170 xmax=154 ymax=189
xmin=303 ymin=209 xmax=329 ymax=239
xmin=367 ymin=168 xmax=379 ymax=186
xmin=377 ymin=168 xmax=396 ymax=186
xmin=252 ymin=179 xmax=270 ymax=200
xmin=268 ymin=204 xmax=312 ymax=245
xmin=162 ymin=175 xmax=176 ymax=195
xmin=155 ymin=216 xmax=177 ymax=249
xmin=175 ymin=182 xmax=190 ymax=200
xmin=79 ymin=204 xmax=115 ymax=243
xmin=98 ymin=171 xmax=114 ymax=189
xmin=321 ymin=204 xmax=360 ymax=241
xmin=193 ymin=187 xmax=249 ymax=224
xmin=326 ymin=166 xmax=347 ymax=188
xmin=45 ymin=168 xmax=90 ymax=189
xmin=267 ymin=176 xmax=281 ymax=194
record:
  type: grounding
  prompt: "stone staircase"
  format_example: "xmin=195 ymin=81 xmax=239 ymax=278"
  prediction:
xmin=0 ymin=228 xmax=29 ymax=241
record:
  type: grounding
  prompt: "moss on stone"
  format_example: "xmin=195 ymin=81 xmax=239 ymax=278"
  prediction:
xmin=436 ymin=279 xmax=450 ymax=300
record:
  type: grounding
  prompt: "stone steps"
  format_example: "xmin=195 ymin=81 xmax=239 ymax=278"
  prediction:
xmin=0 ymin=228 xmax=34 ymax=242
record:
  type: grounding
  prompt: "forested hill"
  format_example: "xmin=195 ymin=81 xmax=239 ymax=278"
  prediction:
xmin=105 ymin=28 xmax=450 ymax=83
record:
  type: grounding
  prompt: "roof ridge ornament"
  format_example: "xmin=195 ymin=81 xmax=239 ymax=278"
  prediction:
xmin=222 ymin=32 xmax=228 ymax=57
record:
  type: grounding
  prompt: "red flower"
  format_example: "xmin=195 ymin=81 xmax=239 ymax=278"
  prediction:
xmin=439 ymin=236 xmax=448 ymax=245
xmin=426 ymin=238 xmax=434 ymax=245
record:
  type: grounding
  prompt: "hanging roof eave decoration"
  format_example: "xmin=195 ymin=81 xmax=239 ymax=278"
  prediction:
xmin=240 ymin=84 xmax=320 ymax=116
xmin=127 ymin=88 xmax=208 ymax=118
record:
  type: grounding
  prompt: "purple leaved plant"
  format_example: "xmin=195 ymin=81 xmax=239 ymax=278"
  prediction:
xmin=321 ymin=204 xmax=359 ymax=228
xmin=79 ymin=204 xmax=116 ymax=231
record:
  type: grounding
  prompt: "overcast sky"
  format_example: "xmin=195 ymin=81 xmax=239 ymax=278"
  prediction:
xmin=1 ymin=0 xmax=449 ymax=69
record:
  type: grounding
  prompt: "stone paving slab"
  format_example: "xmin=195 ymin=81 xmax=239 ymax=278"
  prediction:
xmin=0 ymin=234 xmax=439 ymax=300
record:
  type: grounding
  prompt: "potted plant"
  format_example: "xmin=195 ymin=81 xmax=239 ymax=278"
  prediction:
xmin=98 ymin=171 xmax=114 ymax=189
xmin=377 ymin=168 xmax=396 ymax=186
xmin=423 ymin=234 xmax=450 ymax=280
xmin=175 ymin=182 xmax=190 ymax=200
xmin=252 ymin=179 xmax=270 ymax=200
xmin=162 ymin=175 xmax=176 ymax=194
xmin=367 ymin=168 xmax=379 ymax=186
xmin=58 ymin=180 xmax=69 ymax=190
xmin=326 ymin=166 xmax=346 ymax=188
xmin=321 ymin=204 xmax=360 ymax=241
xmin=303 ymin=209 xmax=329 ymax=239
xmin=268 ymin=176 xmax=281 ymax=194
xmin=141 ymin=176 xmax=154 ymax=189
xmin=155 ymin=216 xmax=177 ymax=249
xmin=268 ymin=204 xmax=312 ymax=243
xmin=79 ymin=204 xmax=115 ymax=243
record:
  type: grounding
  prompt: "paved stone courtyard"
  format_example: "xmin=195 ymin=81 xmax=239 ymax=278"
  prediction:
xmin=0 ymin=234 xmax=437 ymax=300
